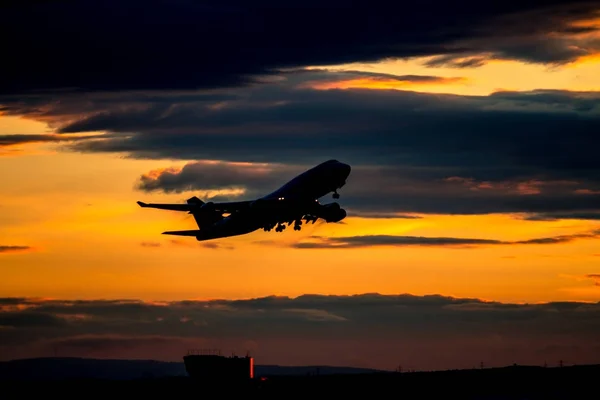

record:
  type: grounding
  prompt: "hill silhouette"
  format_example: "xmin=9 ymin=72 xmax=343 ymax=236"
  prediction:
xmin=1 ymin=357 xmax=597 ymax=398
xmin=0 ymin=357 xmax=383 ymax=380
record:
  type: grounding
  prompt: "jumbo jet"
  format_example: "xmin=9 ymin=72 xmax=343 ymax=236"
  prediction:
xmin=136 ymin=159 xmax=351 ymax=241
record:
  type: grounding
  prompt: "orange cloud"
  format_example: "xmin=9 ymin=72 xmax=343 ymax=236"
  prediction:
xmin=568 ymin=16 xmax=600 ymax=32
xmin=308 ymin=76 xmax=467 ymax=91
xmin=555 ymin=16 xmax=600 ymax=66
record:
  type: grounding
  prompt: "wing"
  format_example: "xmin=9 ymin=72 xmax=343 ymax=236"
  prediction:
xmin=162 ymin=230 xmax=201 ymax=236
xmin=137 ymin=201 xmax=193 ymax=212
xmin=137 ymin=199 xmax=252 ymax=214
xmin=162 ymin=229 xmax=238 ymax=242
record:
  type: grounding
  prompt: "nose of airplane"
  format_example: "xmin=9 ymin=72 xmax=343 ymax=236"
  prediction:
xmin=339 ymin=162 xmax=351 ymax=179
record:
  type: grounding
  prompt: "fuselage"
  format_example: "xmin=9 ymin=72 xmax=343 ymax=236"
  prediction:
xmin=262 ymin=159 xmax=352 ymax=201
xmin=195 ymin=160 xmax=351 ymax=240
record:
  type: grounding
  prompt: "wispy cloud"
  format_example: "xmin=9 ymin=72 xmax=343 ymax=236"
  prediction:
xmin=298 ymin=69 xmax=468 ymax=90
xmin=140 ymin=241 xmax=161 ymax=248
xmin=0 ymin=134 xmax=103 ymax=147
xmin=584 ymin=274 xmax=600 ymax=286
xmin=167 ymin=238 xmax=234 ymax=250
xmin=0 ymin=245 xmax=31 ymax=253
xmin=287 ymin=230 xmax=600 ymax=249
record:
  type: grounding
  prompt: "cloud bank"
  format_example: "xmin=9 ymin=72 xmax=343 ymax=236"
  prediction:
xmin=2 ymin=75 xmax=600 ymax=219
xmin=1 ymin=2 xmax=599 ymax=221
xmin=1 ymin=294 xmax=599 ymax=370
xmin=1 ymin=1 xmax=599 ymax=95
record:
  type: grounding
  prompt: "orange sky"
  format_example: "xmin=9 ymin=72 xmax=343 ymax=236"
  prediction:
xmin=2 ymin=13 xmax=600 ymax=303
xmin=2 ymin=49 xmax=600 ymax=305
xmin=3 ymin=5 xmax=600 ymax=372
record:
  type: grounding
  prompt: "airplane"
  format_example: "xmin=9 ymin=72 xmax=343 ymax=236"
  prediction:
xmin=136 ymin=159 xmax=352 ymax=241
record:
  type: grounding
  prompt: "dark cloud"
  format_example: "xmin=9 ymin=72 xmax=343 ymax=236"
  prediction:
xmin=0 ymin=298 xmax=28 ymax=306
xmin=0 ymin=311 xmax=67 ymax=328
xmin=48 ymin=335 xmax=176 ymax=352
xmin=1 ymin=294 xmax=600 ymax=369
xmin=0 ymin=245 xmax=31 ymax=253
xmin=136 ymin=161 xmax=283 ymax=194
xmin=0 ymin=134 xmax=102 ymax=147
xmin=132 ymin=156 xmax=600 ymax=219
xmin=489 ymin=90 xmax=600 ymax=112
xmin=523 ymin=212 xmax=600 ymax=221
xmin=287 ymin=230 xmax=600 ymax=249
xmin=66 ymin=83 xmax=598 ymax=217
xmin=424 ymin=54 xmax=489 ymax=68
xmin=3 ymin=73 xmax=600 ymax=217
xmin=425 ymin=5 xmax=600 ymax=67
xmin=1 ymin=1 xmax=599 ymax=95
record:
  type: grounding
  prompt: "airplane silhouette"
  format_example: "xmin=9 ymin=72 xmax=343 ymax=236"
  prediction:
xmin=137 ymin=159 xmax=352 ymax=241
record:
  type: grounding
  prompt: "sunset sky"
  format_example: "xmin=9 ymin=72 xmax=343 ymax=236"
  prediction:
xmin=1 ymin=0 xmax=600 ymax=370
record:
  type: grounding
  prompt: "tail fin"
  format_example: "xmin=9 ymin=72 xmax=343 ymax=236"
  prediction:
xmin=186 ymin=196 xmax=204 ymax=206
xmin=186 ymin=196 xmax=214 ymax=228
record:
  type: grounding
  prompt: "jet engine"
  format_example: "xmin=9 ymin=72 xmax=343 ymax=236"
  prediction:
xmin=320 ymin=202 xmax=347 ymax=223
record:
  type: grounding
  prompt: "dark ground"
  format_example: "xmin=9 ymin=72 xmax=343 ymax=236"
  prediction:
xmin=1 ymin=364 xmax=597 ymax=398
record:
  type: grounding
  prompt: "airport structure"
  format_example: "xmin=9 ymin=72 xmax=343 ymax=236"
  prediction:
xmin=183 ymin=349 xmax=254 ymax=382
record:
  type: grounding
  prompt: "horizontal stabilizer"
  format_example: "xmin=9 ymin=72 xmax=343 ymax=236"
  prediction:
xmin=162 ymin=230 xmax=201 ymax=236
xmin=136 ymin=201 xmax=193 ymax=212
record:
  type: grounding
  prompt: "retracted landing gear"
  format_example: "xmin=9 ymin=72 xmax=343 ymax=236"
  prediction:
xmin=294 ymin=220 xmax=302 ymax=231
xmin=333 ymin=189 xmax=340 ymax=199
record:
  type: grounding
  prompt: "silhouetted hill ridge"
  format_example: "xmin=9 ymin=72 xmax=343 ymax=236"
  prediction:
xmin=2 ymin=357 xmax=598 ymax=398
xmin=0 ymin=357 xmax=384 ymax=380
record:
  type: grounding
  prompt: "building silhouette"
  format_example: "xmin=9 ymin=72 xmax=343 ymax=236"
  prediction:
xmin=183 ymin=349 xmax=254 ymax=382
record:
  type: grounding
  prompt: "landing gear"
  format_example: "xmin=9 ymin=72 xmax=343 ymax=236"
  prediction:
xmin=263 ymin=222 xmax=276 ymax=232
xmin=268 ymin=217 xmax=314 ymax=233
xmin=333 ymin=190 xmax=340 ymax=199
xmin=303 ymin=215 xmax=318 ymax=224
xmin=294 ymin=220 xmax=302 ymax=231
